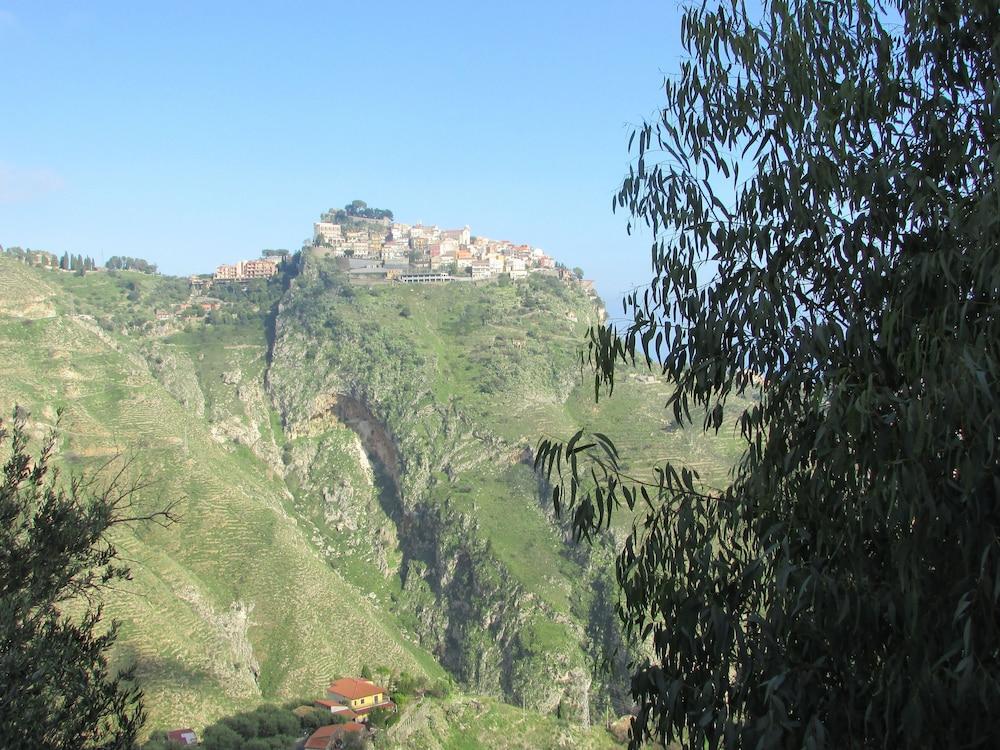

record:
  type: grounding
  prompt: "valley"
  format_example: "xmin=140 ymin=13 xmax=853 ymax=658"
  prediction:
xmin=0 ymin=249 xmax=748 ymax=745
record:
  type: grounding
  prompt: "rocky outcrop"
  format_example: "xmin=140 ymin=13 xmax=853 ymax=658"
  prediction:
xmin=216 ymin=358 xmax=285 ymax=474
xmin=140 ymin=343 xmax=206 ymax=417
xmin=175 ymin=586 xmax=261 ymax=700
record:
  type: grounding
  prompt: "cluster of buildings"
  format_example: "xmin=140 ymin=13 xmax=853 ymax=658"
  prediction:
xmin=313 ymin=215 xmax=563 ymax=285
xmin=162 ymin=677 xmax=393 ymax=749
xmin=213 ymin=257 xmax=280 ymax=282
xmin=304 ymin=677 xmax=395 ymax=748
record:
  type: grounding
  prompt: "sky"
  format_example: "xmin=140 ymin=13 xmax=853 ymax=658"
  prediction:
xmin=0 ymin=1 xmax=683 ymax=306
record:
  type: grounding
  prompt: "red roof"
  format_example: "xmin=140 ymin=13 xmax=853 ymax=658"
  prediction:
xmin=305 ymin=723 xmax=363 ymax=749
xmin=327 ymin=677 xmax=386 ymax=700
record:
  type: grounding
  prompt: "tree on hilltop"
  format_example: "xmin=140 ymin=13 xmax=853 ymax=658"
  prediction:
xmin=0 ymin=408 xmax=178 ymax=749
xmin=537 ymin=0 xmax=1000 ymax=747
xmin=343 ymin=199 xmax=394 ymax=221
xmin=105 ymin=256 xmax=158 ymax=274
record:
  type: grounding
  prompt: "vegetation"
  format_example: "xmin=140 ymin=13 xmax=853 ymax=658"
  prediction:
xmin=54 ymin=267 xmax=189 ymax=332
xmin=381 ymin=693 xmax=620 ymax=750
xmin=266 ymin=251 xmax=735 ymax=719
xmin=143 ymin=703 xmax=326 ymax=750
xmin=2 ymin=245 xmax=60 ymax=268
xmin=3 ymin=245 xmax=96 ymax=272
xmin=537 ymin=0 xmax=1000 ymax=747
xmin=342 ymin=199 xmax=393 ymax=221
xmin=322 ymin=199 xmax=394 ymax=226
xmin=0 ymin=409 xmax=174 ymax=749
xmin=60 ymin=252 xmax=98 ymax=272
xmin=106 ymin=256 xmax=158 ymax=274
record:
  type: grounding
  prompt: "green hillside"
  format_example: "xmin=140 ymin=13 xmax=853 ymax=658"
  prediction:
xmin=267 ymin=251 xmax=754 ymax=720
xmin=0 ymin=256 xmax=442 ymax=731
xmin=0 ymin=251 xmax=748 ymax=746
xmin=386 ymin=694 xmax=621 ymax=750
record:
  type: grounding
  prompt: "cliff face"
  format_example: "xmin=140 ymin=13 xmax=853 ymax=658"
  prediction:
xmin=265 ymin=252 xmax=623 ymax=721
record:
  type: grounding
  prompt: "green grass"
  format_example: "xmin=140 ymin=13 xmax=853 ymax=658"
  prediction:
xmin=263 ymin=252 xmax=753 ymax=724
xmin=446 ymin=463 xmax=578 ymax=614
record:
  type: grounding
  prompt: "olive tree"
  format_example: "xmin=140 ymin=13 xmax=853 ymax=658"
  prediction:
xmin=537 ymin=0 xmax=1000 ymax=747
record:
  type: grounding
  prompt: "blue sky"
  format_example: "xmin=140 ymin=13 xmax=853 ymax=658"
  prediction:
xmin=1 ymin=1 xmax=682 ymax=305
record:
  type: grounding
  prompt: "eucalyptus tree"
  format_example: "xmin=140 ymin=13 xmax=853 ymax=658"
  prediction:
xmin=537 ymin=0 xmax=1000 ymax=747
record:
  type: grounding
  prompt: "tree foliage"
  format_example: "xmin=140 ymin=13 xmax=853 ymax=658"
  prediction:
xmin=322 ymin=200 xmax=394 ymax=224
xmin=537 ymin=0 xmax=1000 ymax=747
xmin=148 ymin=703 xmax=333 ymax=750
xmin=0 ymin=409 xmax=175 ymax=749
xmin=1 ymin=246 xmax=60 ymax=268
xmin=105 ymin=256 xmax=158 ymax=274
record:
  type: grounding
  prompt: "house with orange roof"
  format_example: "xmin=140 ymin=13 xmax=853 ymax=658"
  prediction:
xmin=326 ymin=677 xmax=394 ymax=716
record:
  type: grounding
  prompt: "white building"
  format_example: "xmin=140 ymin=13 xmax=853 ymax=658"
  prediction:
xmin=506 ymin=257 xmax=527 ymax=279
xmin=471 ymin=259 xmax=492 ymax=279
xmin=389 ymin=222 xmax=411 ymax=241
xmin=409 ymin=224 xmax=440 ymax=241
xmin=314 ymin=222 xmax=342 ymax=244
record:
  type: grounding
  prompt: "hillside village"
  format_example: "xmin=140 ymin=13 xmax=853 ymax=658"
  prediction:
xmin=203 ymin=201 xmax=592 ymax=288
xmin=0 ymin=234 xmax=644 ymax=750
xmin=308 ymin=201 xmax=590 ymax=286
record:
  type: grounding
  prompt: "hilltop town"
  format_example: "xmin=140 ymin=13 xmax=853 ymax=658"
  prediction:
xmin=205 ymin=201 xmax=589 ymax=289
xmin=308 ymin=200 xmax=589 ymax=287
xmin=0 ymin=236 xmax=651 ymax=750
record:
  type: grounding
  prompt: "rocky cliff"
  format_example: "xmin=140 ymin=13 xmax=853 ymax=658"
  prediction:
xmin=265 ymin=252 xmax=624 ymax=721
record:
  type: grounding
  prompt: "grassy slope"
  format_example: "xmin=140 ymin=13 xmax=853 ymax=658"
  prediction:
xmin=0 ymin=257 xmax=443 ymax=732
xmin=269 ymin=254 xmax=755 ymax=722
xmin=388 ymin=694 xmax=619 ymax=750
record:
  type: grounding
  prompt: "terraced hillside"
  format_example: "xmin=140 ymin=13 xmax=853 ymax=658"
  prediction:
xmin=1 ymin=250 xmax=750 ymax=745
xmin=0 ymin=256 xmax=443 ymax=731
xmin=386 ymin=694 xmax=623 ymax=750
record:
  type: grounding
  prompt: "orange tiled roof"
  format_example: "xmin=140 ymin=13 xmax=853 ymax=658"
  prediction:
xmin=327 ymin=677 xmax=386 ymax=700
